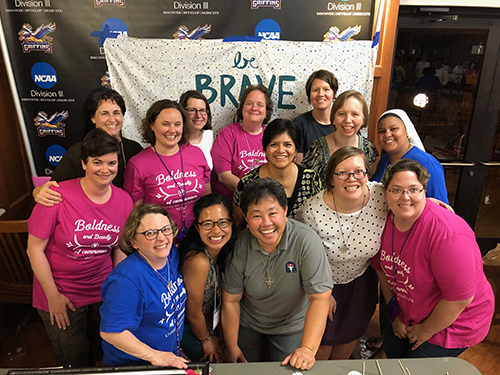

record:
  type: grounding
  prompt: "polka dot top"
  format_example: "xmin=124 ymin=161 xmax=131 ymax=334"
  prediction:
xmin=296 ymin=181 xmax=387 ymax=284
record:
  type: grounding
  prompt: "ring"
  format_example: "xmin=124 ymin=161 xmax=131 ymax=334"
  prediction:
xmin=411 ymin=338 xmax=416 ymax=343
xmin=302 ymin=362 xmax=307 ymax=366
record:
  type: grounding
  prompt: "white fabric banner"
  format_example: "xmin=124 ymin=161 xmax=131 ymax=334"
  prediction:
xmin=104 ymin=36 xmax=375 ymax=144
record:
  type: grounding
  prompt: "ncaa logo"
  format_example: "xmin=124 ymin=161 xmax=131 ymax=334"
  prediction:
xmin=255 ymin=19 xmax=281 ymax=40
xmin=46 ymin=144 xmax=66 ymax=167
xmin=31 ymin=62 xmax=57 ymax=89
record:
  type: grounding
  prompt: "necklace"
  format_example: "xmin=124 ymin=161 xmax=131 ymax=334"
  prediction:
xmin=241 ymin=123 xmax=260 ymax=171
xmin=332 ymin=192 xmax=366 ymax=253
xmin=260 ymin=251 xmax=278 ymax=289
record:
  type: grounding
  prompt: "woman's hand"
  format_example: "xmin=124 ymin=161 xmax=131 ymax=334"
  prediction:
xmin=327 ymin=294 xmax=337 ymax=321
xmin=392 ymin=316 xmax=409 ymax=339
xmin=200 ymin=335 xmax=225 ymax=363
xmin=225 ymin=344 xmax=247 ymax=363
xmin=429 ymin=197 xmax=454 ymax=213
xmin=150 ymin=351 xmax=189 ymax=368
xmin=33 ymin=181 xmax=62 ymax=207
xmin=46 ymin=291 xmax=76 ymax=330
xmin=281 ymin=346 xmax=315 ymax=371
xmin=406 ymin=323 xmax=434 ymax=350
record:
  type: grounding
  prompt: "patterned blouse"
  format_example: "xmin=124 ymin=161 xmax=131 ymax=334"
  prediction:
xmin=302 ymin=134 xmax=378 ymax=185
xmin=233 ymin=163 xmax=323 ymax=219
xmin=201 ymin=248 xmax=219 ymax=332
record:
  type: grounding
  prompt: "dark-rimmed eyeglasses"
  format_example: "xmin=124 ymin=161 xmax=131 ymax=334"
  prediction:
xmin=197 ymin=218 xmax=232 ymax=231
xmin=186 ymin=108 xmax=208 ymax=115
xmin=386 ymin=187 xmax=424 ymax=197
xmin=333 ymin=170 xmax=367 ymax=180
xmin=138 ymin=224 xmax=176 ymax=241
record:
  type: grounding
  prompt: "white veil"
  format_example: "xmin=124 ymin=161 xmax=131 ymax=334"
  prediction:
xmin=378 ymin=109 xmax=425 ymax=152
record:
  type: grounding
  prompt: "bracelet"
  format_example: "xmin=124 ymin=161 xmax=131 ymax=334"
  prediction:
xmin=198 ymin=333 xmax=211 ymax=344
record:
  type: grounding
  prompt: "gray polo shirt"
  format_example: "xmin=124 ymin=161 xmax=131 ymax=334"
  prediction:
xmin=222 ymin=218 xmax=333 ymax=335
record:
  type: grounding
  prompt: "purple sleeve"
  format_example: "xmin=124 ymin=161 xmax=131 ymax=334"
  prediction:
xmin=211 ymin=126 xmax=235 ymax=175
xmin=123 ymin=160 xmax=145 ymax=204
xmin=430 ymin=233 xmax=478 ymax=301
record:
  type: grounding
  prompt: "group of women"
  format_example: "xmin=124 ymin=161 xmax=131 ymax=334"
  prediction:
xmin=25 ymin=69 xmax=493 ymax=370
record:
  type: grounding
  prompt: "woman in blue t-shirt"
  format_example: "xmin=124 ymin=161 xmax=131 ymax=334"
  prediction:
xmin=100 ymin=204 xmax=188 ymax=368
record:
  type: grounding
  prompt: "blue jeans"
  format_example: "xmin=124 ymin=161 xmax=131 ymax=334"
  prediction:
xmin=238 ymin=325 xmax=302 ymax=362
xmin=383 ymin=321 xmax=467 ymax=358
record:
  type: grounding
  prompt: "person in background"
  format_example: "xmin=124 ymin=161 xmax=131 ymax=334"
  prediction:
xmin=292 ymin=70 xmax=338 ymax=164
xmin=211 ymin=84 xmax=272 ymax=202
xmin=179 ymin=90 xmax=214 ymax=170
xmin=33 ymin=89 xmax=143 ymax=206
xmin=415 ymin=53 xmax=430 ymax=80
xmin=372 ymin=159 xmax=494 ymax=358
xmin=100 ymin=204 xmax=188 ymax=368
xmin=233 ymin=118 xmax=322 ymax=227
xmin=222 ymin=178 xmax=332 ymax=370
xmin=27 ymin=128 xmax=133 ymax=367
xmin=303 ymin=90 xmax=378 ymax=184
xmin=179 ymin=194 xmax=236 ymax=362
xmin=124 ymin=99 xmax=211 ymax=242
xmin=297 ymin=147 xmax=386 ymax=360
xmin=373 ymin=109 xmax=448 ymax=203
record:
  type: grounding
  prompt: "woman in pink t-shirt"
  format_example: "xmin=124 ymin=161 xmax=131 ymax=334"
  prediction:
xmin=27 ymin=128 xmax=134 ymax=367
xmin=211 ymin=84 xmax=273 ymax=202
xmin=124 ymin=100 xmax=211 ymax=242
xmin=372 ymin=159 xmax=494 ymax=358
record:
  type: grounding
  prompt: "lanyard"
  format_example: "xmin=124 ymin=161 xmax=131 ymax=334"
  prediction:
xmin=153 ymin=145 xmax=187 ymax=225
xmin=390 ymin=213 xmax=417 ymax=296
xmin=152 ymin=257 xmax=183 ymax=357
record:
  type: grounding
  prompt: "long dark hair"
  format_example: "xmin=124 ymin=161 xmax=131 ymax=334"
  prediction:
xmin=178 ymin=194 xmax=236 ymax=273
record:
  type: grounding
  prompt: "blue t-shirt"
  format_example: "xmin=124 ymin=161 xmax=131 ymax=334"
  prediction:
xmin=373 ymin=146 xmax=449 ymax=204
xmin=100 ymin=248 xmax=186 ymax=365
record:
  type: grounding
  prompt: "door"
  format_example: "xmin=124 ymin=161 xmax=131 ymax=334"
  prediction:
xmin=388 ymin=6 xmax=500 ymax=255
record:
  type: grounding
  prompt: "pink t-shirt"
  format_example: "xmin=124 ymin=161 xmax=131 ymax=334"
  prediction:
xmin=372 ymin=200 xmax=494 ymax=348
xmin=211 ymin=122 xmax=267 ymax=201
xmin=123 ymin=144 xmax=210 ymax=229
xmin=27 ymin=179 xmax=133 ymax=311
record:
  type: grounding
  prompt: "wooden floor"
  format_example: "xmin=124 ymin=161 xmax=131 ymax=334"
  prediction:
xmin=1 ymin=303 xmax=499 ymax=374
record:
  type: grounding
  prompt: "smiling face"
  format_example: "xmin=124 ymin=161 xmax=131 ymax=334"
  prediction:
xmin=242 ymin=90 xmax=267 ymax=125
xmin=91 ymin=99 xmax=123 ymax=138
xmin=265 ymin=132 xmax=297 ymax=170
xmin=185 ymin=97 xmax=208 ymax=133
xmin=331 ymin=155 xmax=368 ymax=203
xmin=195 ymin=204 xmax=232 ymax=256
xmin=377 ymin=115 xmax=410 ymax=157
xmin=151 ymin=108 xmax=183 ymax=153
xmin=131 ymin=213 xmax=173 ymax=269
xmin=310 ymin=78 xmax=334 ymax=111
xmin=81 ymin=152 xmax=118 ymax=187
xmin=332 ymin=97 xmax=365 ymax=138
xmin=384 ymin=171 xmax=426 ymax=226
xmin=244 ymin=196 xmax=287 ymax=253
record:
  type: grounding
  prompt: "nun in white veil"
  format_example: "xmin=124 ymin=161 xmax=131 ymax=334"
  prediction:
xmin=373 ymin=109 xmax=449 ymax=203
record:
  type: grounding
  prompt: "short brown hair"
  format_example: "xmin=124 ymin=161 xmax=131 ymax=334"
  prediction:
xmin=179 ymin=90 xmax=212 ymax=130
xmin=305 ymin=70 xmax=338 ymax=103
xmin=381 ymin=159 xmax=430 ymax=190
xmin=330 ymin=90 xmax=369 ymax=129
xmin=324 ymin=146 xmax=371 ymax=192
xmin=140 ymin=99 xmax=188 ymax=146
xmin=119 ymin=204 xmax=177 ymax=255
xmin=236 ymin=84 xmax=273 ymax=125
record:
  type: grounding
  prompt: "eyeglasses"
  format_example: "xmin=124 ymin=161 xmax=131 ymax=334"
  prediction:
xmin=333 ymin=170 xmax=367 ymax=180
xmin=186 ymin=108 xmax=208 ymax=115
xmin=138 ymin=224 xmax=176 ymax=241
xmin=386 ymin=187 xmax=424 ymax=197
xmin=197 ymin=218 xmax=232 ymax=231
